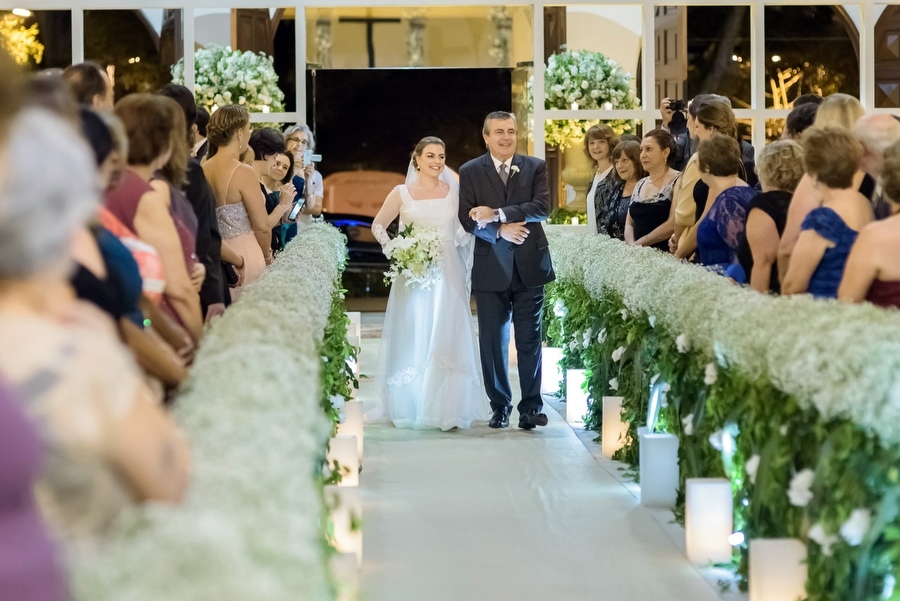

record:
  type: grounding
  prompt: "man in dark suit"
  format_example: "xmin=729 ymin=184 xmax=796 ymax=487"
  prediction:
xmin=458 ymin=111 xmax=555 ymax=430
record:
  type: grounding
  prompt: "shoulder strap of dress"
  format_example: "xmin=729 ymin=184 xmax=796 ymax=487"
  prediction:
xmin=222 ymin=161 xmax=243 ymax=205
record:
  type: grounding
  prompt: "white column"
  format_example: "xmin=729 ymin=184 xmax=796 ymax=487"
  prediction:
xmin=71 ymin=9 xmax=84 ymax=64
xmin=337 ymin=400 xmax=364 ymax=461
xmin=565 ymin=369 xmax=588 ymax=425
xmin=639 ymin=432 xmax=679 ymax=508
xmin=601 ymin=396 xmax=627 ymax=458
xmin=749 ymin=539 xmax=807 ymax=601
xmin=685 ymin=478 xmax=733 ymax=565
xmin=541 ymin=347 xmax=563 ymax=394
xmin=183 ymin=7 xmax=195 ymax=93
xmin=324 ymin=485 xmax=363 ymax=566
xmin=328 ymin=435 xmax=359 ymax=487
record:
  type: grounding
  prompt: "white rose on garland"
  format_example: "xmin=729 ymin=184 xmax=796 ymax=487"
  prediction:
xmin=612 ymin=346 xmax=626 ymax=362
xmin=704 ymin=362 xmax=718 ymax=386
xmin=840 ymin=508 xmax=872 ymax=546
xmin=676 ymin=334 xmax=690 ymax=354
xmin=788 ymin=469 xmax=816 ymax=507
xmin=808 ymin=523 xmax=839 ymax=557
xmin=745 ymin=454 xmax=760 ymax=485
xmin=171 ymin=45 xmax=285 ymax=114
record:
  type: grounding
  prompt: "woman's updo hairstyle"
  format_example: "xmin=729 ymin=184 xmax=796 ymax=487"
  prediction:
xmin=411 ymin=136 xmax=445 ymax=171
xmin=206 ymin=104 xmax=250 ymax=154
xmin=694 ymin=100 xmax=738 ymax=139
xmin=642 ymin=128 xmax=675 ymax=161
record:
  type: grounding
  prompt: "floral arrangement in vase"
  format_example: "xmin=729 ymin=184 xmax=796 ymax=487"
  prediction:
xmin=540 ymin=48 xmax=638 ymax=149
xmin=171 ymin=45 xmax=285 ymax=114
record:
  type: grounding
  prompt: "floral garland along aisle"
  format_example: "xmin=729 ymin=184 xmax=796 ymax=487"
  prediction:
xmin=69 ymin=223 xmax=354 ymax=601
xmin=544 ymin=230 xmax=900 ymax=600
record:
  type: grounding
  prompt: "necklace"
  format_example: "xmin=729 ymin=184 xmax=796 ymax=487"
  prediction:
xmin=649 ymin=170 xmax=669 ymax=188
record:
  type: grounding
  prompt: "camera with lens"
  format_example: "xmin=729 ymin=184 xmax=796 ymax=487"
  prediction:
xmin=668 ymin=99 xmax=686 ymax=112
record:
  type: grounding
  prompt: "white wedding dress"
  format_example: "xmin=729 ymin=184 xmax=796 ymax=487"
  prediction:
xmin=371 ymin=183 xmax=491 ymax=430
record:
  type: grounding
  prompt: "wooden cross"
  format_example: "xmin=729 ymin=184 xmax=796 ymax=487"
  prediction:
xmin=339 ymin=17 xmax=401 ymax=68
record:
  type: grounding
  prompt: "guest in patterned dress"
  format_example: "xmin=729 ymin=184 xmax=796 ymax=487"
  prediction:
xmin=783 ymin=127 xmax=874 ymax=297
xmin=693 ymin=134 xmax=756 ymax=275
xmin=595 ymin=140 xmax=645 ymax=240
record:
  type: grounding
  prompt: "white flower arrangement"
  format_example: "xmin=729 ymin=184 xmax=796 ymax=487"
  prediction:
xmin=383 ymin=224 xmax=444 ymax=290
xmin=171 ymin=45 xmax=285 ymax=114
xmin=682 ymin=413 xmax=694 ymax=436
xmin=745 ymin=454 xmax=760 ymax=485
xmin=609 ymin=377 xmax=619 ymax=391
xmin=542 ymin=48 xmax=638 ymax=148
xmin=597 ymin=328 xmax=607 ymax=344
xmin=68 ymin=224 xmax=347 ymax=601
xmin=788 ymin=469 xmax=816 ymax=507
xmin=546 ymin=230 xmax=900 ymax=447
xmin=612 ymin=346 xmax=626 ymax=362
xmin=840 ymin=508 xmax=872 ymax=546
xmin=809 ymin=522 xmax=840 ymax=557
xmin=704 ymin=362 xmax=718 ymax=386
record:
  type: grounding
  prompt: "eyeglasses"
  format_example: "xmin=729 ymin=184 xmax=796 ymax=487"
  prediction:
xmin=287 ymin=137 xmax=309 ymax=146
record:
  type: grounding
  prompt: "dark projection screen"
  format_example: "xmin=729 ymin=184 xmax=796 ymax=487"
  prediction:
xmin=306 ymin=68 xmax=513 ymax=178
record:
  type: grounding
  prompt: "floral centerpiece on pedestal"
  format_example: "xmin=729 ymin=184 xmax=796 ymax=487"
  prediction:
xmin=171 ymin=45 xmax=285 ymax=114
xmin=542 ymin=48 xmax=638 ymax=149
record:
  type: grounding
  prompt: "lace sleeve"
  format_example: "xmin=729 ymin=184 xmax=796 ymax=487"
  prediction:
xmin=372 ymin=186 xmax=403 ymax=256
xmin=373 ymin=223 xmax=391 ymax=247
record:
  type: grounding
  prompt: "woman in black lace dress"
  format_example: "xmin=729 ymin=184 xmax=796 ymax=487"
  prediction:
xmin=595 ymin=140 xmax=646 ymax=240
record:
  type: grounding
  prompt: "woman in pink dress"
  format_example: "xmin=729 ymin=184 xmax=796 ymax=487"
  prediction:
xmin=202 ymin=105 xmax=270 ymax=300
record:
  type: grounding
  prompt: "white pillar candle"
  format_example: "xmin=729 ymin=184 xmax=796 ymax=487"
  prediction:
xmin=749 ymin=539 xmax=807 ymax=601
xmin=639 ymin=432 xmax=679 ymax=508
xmin=330 ymin=552 xmax=359 ymax=601
xmin=337 ymin=400 xmax=364 ymax=460
xmin=346 ymin=311 xmax=361 ymax=340
xmin=541 ymin=347 xmax=563 ymax=394
xmin=327 ymin=435 xmax=359 ymax=487
xmin=570 ymin=216 xmax=579 ymax=225
xmin=325 ymin=485 xmax=363 ymax=566
xmin=565 ymin=369 xmax=588 ymax=425
xmin=601 ymin=396 xmax=627 ymax=458
xmin=346 ymin=335 xmax=360 ymax=378
xmin=685 ymin=478 xmax=733 ymax=564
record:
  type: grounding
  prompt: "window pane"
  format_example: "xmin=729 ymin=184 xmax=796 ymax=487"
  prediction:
xmin=1 ymin=10 xmax=71 ymax=71
xmin=193 ymin=9 xmax=295 ymax=113
xmin=764 ymin=5 xmax=859 ymax=108
xmin=83 ymin=10 xmax=181 ymax=98
xmin=305 ymin=6 xmax=533 ymax=69
xmin=766 ymin=118 xmax=786 ymax=142
xmin=875 ymin=5 xmax=900 ymax=108
xmin=653 ymin=7 xmax=752 ymax=110
xmin=548 ymin=5 xmax=643 ymax=109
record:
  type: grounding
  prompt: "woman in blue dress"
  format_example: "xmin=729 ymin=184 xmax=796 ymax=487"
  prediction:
xmin=782 ymin=127 xmax=874 ymax=298
xmin=693 ymin=134 xmax=755 ymax=275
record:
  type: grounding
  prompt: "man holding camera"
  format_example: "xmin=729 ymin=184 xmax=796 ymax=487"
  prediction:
xmin=660 ymin=97 xmax=692 ymax=171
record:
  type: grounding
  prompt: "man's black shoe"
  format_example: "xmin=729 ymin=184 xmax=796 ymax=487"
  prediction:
xmin=489 ymin=407 xmax=511 ymax=429
xmin=518 ymin=410 xmax=549 ymax=429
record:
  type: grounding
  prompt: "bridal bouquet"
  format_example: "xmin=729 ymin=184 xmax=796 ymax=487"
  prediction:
xmin=383 ymin=224 xmax=443 ymax=290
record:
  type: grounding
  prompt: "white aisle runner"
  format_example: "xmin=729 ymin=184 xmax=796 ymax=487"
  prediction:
xmin=357 ymin=329 xmax=724 ymax=601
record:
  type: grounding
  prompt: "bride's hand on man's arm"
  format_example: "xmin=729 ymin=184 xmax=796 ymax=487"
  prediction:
xmin=469 ymin=206 xmax=495 ymax=228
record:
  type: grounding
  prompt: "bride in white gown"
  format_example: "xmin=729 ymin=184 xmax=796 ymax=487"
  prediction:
xmin=370 ymin=137 xmax=491 ymax=430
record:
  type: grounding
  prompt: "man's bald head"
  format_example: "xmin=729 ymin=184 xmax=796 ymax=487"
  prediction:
xmin=854 ymin=113 xmax=900 ymax=177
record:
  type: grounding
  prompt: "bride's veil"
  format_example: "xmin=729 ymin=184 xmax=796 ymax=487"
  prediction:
xmin=405 ymin=160 xmax=475 ymax=296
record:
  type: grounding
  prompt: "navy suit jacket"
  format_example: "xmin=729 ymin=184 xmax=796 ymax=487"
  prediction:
xmin=458 ymin=152 xmax=555 ymax=292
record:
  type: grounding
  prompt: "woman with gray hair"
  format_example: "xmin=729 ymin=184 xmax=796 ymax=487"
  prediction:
xmin=0 ymin=108 xmax=191 ymax=538
xmin=284 ymin=123 xmax=323 ymax=223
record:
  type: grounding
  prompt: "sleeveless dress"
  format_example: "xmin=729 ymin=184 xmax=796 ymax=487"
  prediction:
xmin=374 ymin=186 xmax=491 ymax=430
xmin=214 ymin=165 xmax=266 ymax=301
xmin=801 ymin=207 xmax=859 ymax=298
xmin=630 ymin=176 xmax=679 ymax=251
